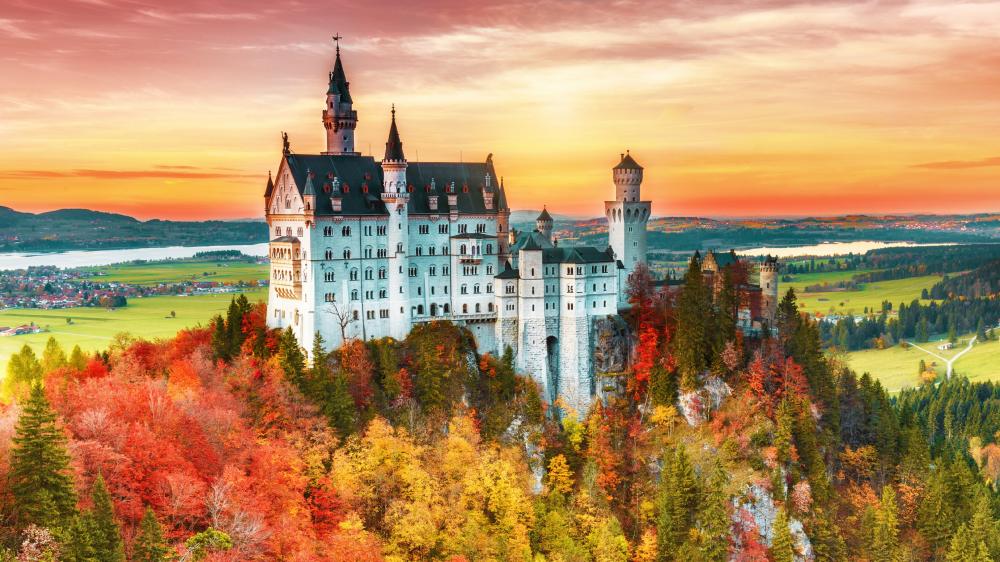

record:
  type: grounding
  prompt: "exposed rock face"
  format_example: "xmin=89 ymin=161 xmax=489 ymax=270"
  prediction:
xmin=593 ymin=315 xmax=630 ymax=374
xmin=677 ymin=375 xmax=732 ymax=426
xmin=733 ymin=483 xmax=814 ymax=561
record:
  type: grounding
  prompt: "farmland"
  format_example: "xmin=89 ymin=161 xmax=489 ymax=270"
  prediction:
xmin=782 ymin=270 xmax=941 ymax=316
xmin=0 ymin=289 xmax=267 ymax=376
xmin=81 ymin=259 xmax=268 ymax=285
xmin=847 ymin=334 xmax=1000 ymax=393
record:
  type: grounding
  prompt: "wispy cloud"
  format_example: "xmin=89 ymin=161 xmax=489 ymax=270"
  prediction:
xmin=913 ymin=156 xmax=1000 ymax=170
xmin=0 ymin=168 xmax=256 ymax=180
xmin=0 ymin=18 xmax=37 ymax=40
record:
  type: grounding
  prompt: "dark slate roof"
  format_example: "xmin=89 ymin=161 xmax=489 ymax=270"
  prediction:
xmin=709 ymin=250 xmax=739 ymax=268
xmin=496 ymin=261 xmax=519 ymax=279
xmin=264 ymin=172 xmax=274 ymax=198
xmin=280 ymin=154 xmax=503 ymax=216
xmin=510 ymin=230 xmax=553 ymax=252
xmin=614 ymin=152 xmax=643 ymax=170
xmin=452 ymin=233 xmax=494 ymax=239
xmin=303 ymin=169 xmax=316 ymax=196
xmin=537 ymin=207 xmax=553 ymax=222
xmin=542 ymin=246 xmax=616 ymax=265
xmin=384 ymin=109 xmax=405 ymax=161
xmin=271 ymin=236 xmax=300 ymax=243
xmin=327 ymin=51 xmax=353 ymax=103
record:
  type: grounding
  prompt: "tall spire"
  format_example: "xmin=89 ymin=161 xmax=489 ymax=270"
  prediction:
xmin=384 ymin=105 xmax=405 ymax=161
xmin=327 ymin=34 xmax=352 ymax=103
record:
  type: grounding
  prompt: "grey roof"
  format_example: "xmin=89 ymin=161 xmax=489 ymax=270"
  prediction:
xmin=327 ymin=51 xmax=352 ymax=103
xmin=303 ymin=169 xmax=316 ymax=196
xmin=541 ymin=246 xmax=616 ymax=265
xmin=277 ymin=153 xmax=504 ymax=216
xmin=264 ymin=172 xmax=274 ymax=198
xmin=537 ymin=207 xmax=552 ymax=222
xmin=614 ymin=152 xmax=643 ymax=170
xmin=271 ymin=236 xmax=300 ymax=243
xmin=384 ymin=109 xmax=405 ymax=161
xmin=452 ymin=232 xmax=495 ymax=239
xmin=708 ymin=249 xmax=739 ymax=268
xmin=510 ymin=230 xmax=553 ymax=252
xmin=496 ymin=261 xmax=519 ymax=279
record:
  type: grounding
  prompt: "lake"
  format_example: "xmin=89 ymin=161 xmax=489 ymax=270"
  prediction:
xmin=0 ymin=243 xmax=270 ymax=270
xmin=0 ymin=240 xmax=959 ymax=270
xmin=737 ymin=241 xmax=954 ymax=258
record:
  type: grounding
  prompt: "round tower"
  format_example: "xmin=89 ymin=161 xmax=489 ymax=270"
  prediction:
xmin=381 ymin=106 xmax=410 ymax=339
xmin=613 ymin=151 xmax=644 ymax=202
xmin=759 ymin=256 xmax=780 ymax=324
xmin=536 ymin=207 xmax=553 ymax=244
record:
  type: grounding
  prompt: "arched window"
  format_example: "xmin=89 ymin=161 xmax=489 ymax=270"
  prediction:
xmin=462 ymin=304 xmax=468 ymax=314
xmin=365 ymin=268 xmax=373 ymax=280
xmin=350 ymin=289 xmax=358 ymax=300
xmin=350 ymin=268 xmax=358 ymax=281
xmin=417 ymin=304 xmax=424 ymax=315
xmin=343 ymin=249 xmax=351 ymax=259
xmin=460 ymin=244 xmax=467 ymax=255
xmin=378 ymin=267 xmax=387 ymax=279
xmin=485 ymin=244 xmax=492 ymax=255
xmin=443 ymin=304 xmax=450 ymax=314
xmin=488 ymin=302 xmax=494 ymax=312
xmin=342 ymin=226 xmax=351 ymax=236
xmin=325 ymin=249 xmax=332 ymax=260
xmin=475 ymin=303 xmax=481 ymax=313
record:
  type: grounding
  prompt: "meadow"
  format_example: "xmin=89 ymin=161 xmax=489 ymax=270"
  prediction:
xmin=82 ymin=259 xmax=268 ymax=285
xmin=847 ymin=334 xmax=1000 ymax=393
xmin=783 ymin=269 xmax=941 ymax=316
xmin=0 ymin=289 xmax=267 ymax=375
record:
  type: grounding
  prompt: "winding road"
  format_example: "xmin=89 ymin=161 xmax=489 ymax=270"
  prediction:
xmin=906 ymin=336 xmax=977 ymax=379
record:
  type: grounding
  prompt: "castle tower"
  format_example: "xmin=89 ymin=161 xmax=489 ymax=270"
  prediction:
xmin=497 ymin=177 xmax=512 ymax=262
xmin=606 ymin=151 xmax=651 ymax=305
xmin=381 ymin=106 xmax=410 ymax=339
xmin=322 ymin=37 xmax=359 ymax=155
xmin=536 ymin=207 xmax=553 ymax=244
xmin=516 ymin=236 xmax=550 ymax=402
xmin=759 ymin=256 xmax=780 ymax=325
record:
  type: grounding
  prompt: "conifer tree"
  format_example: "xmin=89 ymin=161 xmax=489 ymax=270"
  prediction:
xmin=869 ymin=486 xmax=902 ymax=562
xmin=310 ymin=333 xmax=354 ymax=437
xmin=89 ymin=475 xmax=125 ymax=562
xmin=809 ymin=508 xmax=847 ymax=562
xmin=65 ymin=514 xmax=99 ymax=562
xmin=10 ymin=383 xmax=77 ymax=530
xmin=278 ymin=327 xmax=306 ymax=386
xmin=674 ymin=256 xmax=711 ymax=390
xmin=132 ymin=507 xmax=170 ymax=562
xmin=770 ymin=507 xmax=795 ymax=562
xmin=210 ymin=315 xmax=229 ymax=361
xmin=656 ymin=446 xmax=699 ymax=560
xmin=696 ymin=460 xmax=731 ymax=562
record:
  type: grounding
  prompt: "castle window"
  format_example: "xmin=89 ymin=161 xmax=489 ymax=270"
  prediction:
xmin=397 ymin=243 xmax=403 ymax=253
xmin=325 ymin=293 xmax=335 ymax=302
xmin=475 ymin=303 xmax=481 ymax=313
xmin=443 ymin=304 xmax=450 ymax=313
xmin=325 ymin=249 xmax=333 ymax=260
xmin=602 ymin=265 xmax=608 ymax=273
xmin=364 ymin=247 xmax=373 ymax=259
xmin=458 ymin=224 xmax=468 ymax=234
xmin=350 ymin=269 xmax=358 ymax=281
xmin=365 ymin=290 xmax=374 ymax=299
xmin=377 ymin=248 xmax=387 ymax=258
xmin=486 ymin=283 xmax=493 ymax=293
xmin=343 ymin=249 xmax=351 ymax=259
xmin=285 ymin=198 xmax=290 ymax=209
xmin=443 ymin=245 xmax=449 ymax=255
xmin=351 ymin=290 xmax=358 ymax=300
xmin=364 ymin=226 xmax=372 ymax=236
xmin=488 ymin=303 xmax=494 ymax=312
xmin=429 ymin=266 xmax=436 ymax=276
xmin=567 ymin=285 xmax=574 ymax=293
xmin=460 ymin=244 xmax=467 ymax=255
xmin=377 ymin=225 xmax=386 ymax=236
xmin=275 ymin=227 xmax=281 ymax=236
xmin=429 ymin=246 xmax=436 ymax=256
xmin=325 ymin=271 xmax=335 ymax=282
xmin=443 ymin=266 xmax=449 ymax=275
xmin=365 ymin=268 xmax=373 ymax=280
xmin=378 ymin=267 xmax=387 ymax=280
xmin=286 ymin=227 xmax=292 ymax=236
xmin=409 ymin=266 xmax=417 ymax=277
xmin=417 ymin=304 xmax=424 ymax=315
xmin=485 ymin=244 xmax=492 ymax=255
xmin=461 ymin=284 xmax=468 ymax=295
xmin=419 ymin=225 xmax=429 ymax=234
xmin=486 ymin=265 xmax=494 ymax=275
xmin=439 ymin=224 xmax=448 ymax=234
xmin=417 ymin=287 xmax=422 ymax=296
xmin=342 ymin=226 xmax=351 ymax=236
xmin=474 ymin=284 xmax=481 ymax=294
xmin=415 ymin=246 xmax=423 ymax=256
xmin=462 ymin=304 xmax=468 ymax=314
xmin=353 ymin=310 xmax=359 ymax=320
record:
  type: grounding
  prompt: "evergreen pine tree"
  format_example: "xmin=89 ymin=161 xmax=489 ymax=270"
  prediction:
xmin=917 ymin=318 xmax=929 ymax=343
xmin=696 ymin=460 xmax=730 ymax=562
xmin=278 ymin=327 xmax=306 ymax=386
xmin=210 ymin=315 xmax=229 ymax=361
xmin=132 ymin=507 xmax=171 ymax=562
xmin=947 ymin=524 xmax=992 ymax=562
xmin=65 ymin=514 xmax=99 ymax=562
xmin=9 ymin=383 xmax=78 ymax=530
xmin=869 ymin=486 xmax=902 ymax=562
xmin=656 ymin=446 xmax=699 ymax=560
xmin=673 ymin=256 xmax=711 ymax=390
xmin=89 ymin=475 xmax=125 ymax=562
xmin=770 ymin=507 xmax=795 ymax=562
xmin=809 ymin=508 xmax=847 ymax=562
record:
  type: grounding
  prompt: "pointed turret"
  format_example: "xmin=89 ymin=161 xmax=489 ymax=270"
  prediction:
xmin=384 ymin=105 xmax=405 ymax=162
xmin=322 ymin=35 xmax=359 ymax=155
xmin=536 ymin=206 xmax=553 ymax=243
xmin=264 ymin=170 xmax=274 ymax=198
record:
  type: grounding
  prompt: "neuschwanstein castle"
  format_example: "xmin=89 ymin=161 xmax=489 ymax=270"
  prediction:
xmin=264 ymin=43 xmax=777 ymax=412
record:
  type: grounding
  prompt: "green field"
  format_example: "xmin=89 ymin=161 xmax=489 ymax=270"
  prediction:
xmin=784 ymin=270 xmax=941 ymax=317
xmin=82 ymin=260 xmax=268 ymax=285
xmin=0 ymin=289 xmax=267 ymax=377
xmin=848 ymin=335 xmax=1000 ymax=393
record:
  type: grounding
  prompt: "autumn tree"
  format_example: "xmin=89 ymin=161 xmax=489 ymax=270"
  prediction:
xmin=9 ymin=383 xmax=78 ymax=530
xmin=41 ymin=337 xmax=67 ymax=373
xmin=4 ymin=344 xmax=43 ymax=396
xmin=89 ymin=474 xmax=125 ymax=562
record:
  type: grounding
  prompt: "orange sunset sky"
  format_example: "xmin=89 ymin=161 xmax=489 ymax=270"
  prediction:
xmin=2 ymin=0 xmax=1000 ymax=220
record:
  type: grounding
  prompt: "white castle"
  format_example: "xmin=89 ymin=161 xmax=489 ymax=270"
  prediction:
xmin=265 ymin=44 xmax=672 ymax=412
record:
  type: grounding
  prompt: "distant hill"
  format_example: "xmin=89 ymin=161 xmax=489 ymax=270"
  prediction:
xmin=0 ymin=207 xmax=267 ymax=252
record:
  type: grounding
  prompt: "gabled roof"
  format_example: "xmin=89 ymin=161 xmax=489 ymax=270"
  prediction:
xmin=327 ymin=49 xmax=353 ymax=103
xmin=384 ymin=108 xmax=405 ymax=161
xmin=614 ymin=152 xmax=643 ymax=170
xmin=496 ymin=261 xmax=519 ymax=279
xmin=271 ymin=236 xmax=300 ymax=243
xmin=708 ymin=249 xmax=739 ymax=268
xmin=541 ymin=246 xmax=616 ymax=265
xmin=511 ymin=230 xmax=552 ymax=252
xmin=520 ymin=234 xmax=544 ymax=251
xmin=277 ymin=153 xmax=503 ymax=217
